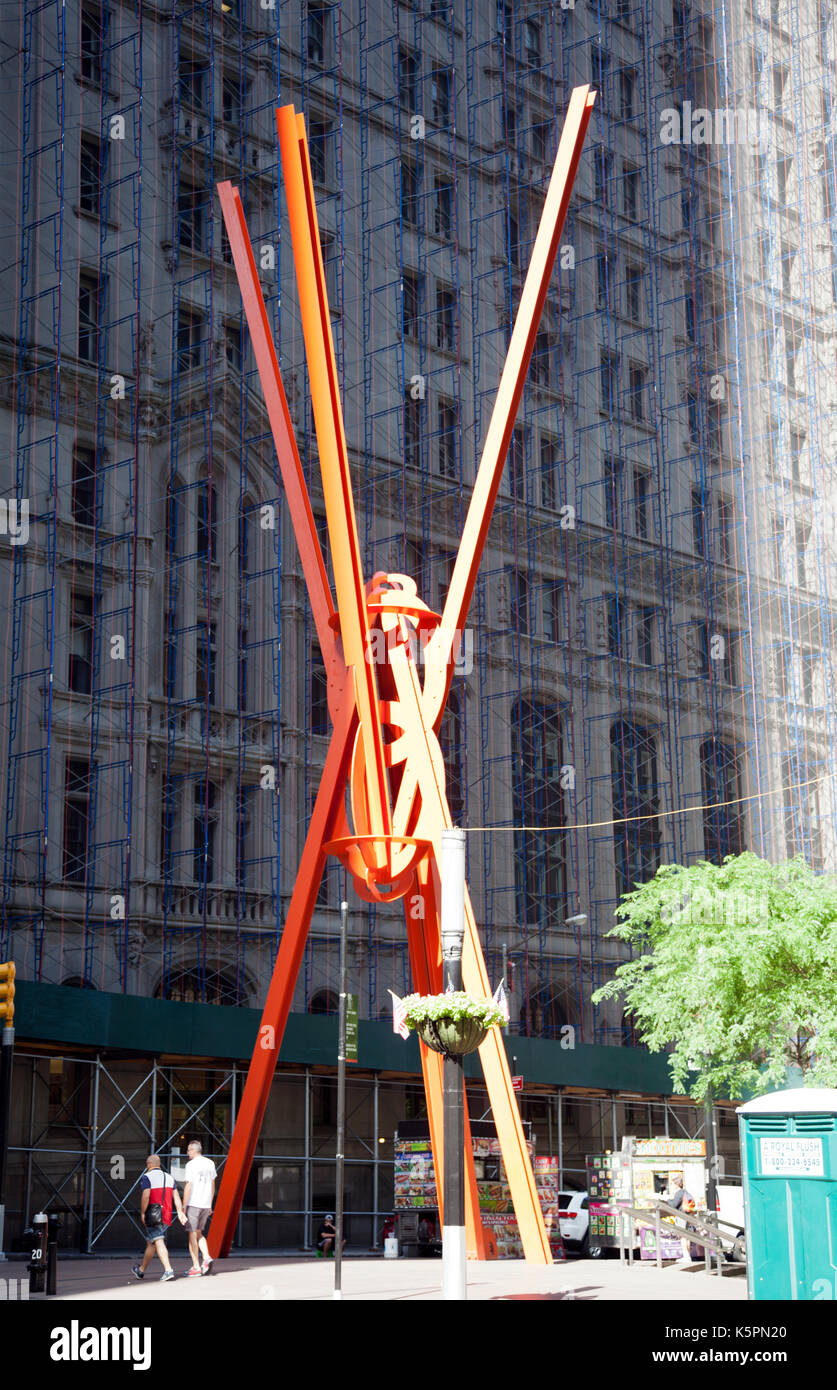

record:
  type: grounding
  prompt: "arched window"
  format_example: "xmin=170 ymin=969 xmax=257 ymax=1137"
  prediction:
xmin=611 ymin=720 xmax=660 ymax=896
xmin=197 ymin=481 xmax=218 ymax=559
xmin=522 ymin=978 xmax=578 ymax=1039
xmin=61 ymin=975 xmax=97 ymax=991
xmin=156 ymin=968 xmax=245 ymax=1007
xmin=308 ymin=988 xmax=339 ymax=1015
xmin=192 ymin=778 xmax=219 ymax=884
xmin=511 ymin=700 xmax=567 ymax=926
xmin=700 ymin=739 xmax=743 ymax=863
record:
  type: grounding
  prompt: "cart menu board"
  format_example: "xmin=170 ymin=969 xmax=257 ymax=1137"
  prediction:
xmin=394 ymin=1137 xmax=564 ymax=1259
xmin=586 ymin=1151 xmax=633 ymax=1247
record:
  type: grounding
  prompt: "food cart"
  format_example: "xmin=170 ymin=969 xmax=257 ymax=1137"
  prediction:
xmin=394 ymin=1120 xmax=564 ymax=1259
xmin=586 ymin=1137 xmax=706 ymax=1258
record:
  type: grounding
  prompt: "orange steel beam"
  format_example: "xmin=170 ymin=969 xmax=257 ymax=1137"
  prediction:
xmin=216 ymin=181 xmax=338 ymax=677
xmin=209 ymin=702 xmax=356 ymax=1258
xmin=276 ymin=106 xmax=392 ymax=849
xmin=427 ymin=85 xmax=596 ymax=716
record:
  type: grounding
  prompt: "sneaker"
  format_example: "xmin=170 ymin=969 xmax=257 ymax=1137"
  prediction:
xmin=201 ymin=1258 xmax=213 ymax=1275
xmin=187 ymin=1266 xmax=202 ymax=1277
xmin=160 ymin=1269 xmax=175 ymax=1282
xmin=131 ymin=1264 xmax=145 ymax=1281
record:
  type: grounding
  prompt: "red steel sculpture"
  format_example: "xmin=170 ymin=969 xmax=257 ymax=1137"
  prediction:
xmin=210 ymin=85 xmax=596 ymax=1263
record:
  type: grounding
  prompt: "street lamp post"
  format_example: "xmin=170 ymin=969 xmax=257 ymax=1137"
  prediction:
xmin=440 ymin=828 xmax=467 ymax=1301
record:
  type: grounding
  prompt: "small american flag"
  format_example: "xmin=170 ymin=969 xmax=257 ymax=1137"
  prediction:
xmin=492 ymin=979 xmax=510 ymax=1024
xmin=388 ymin=990 xmax=410 ymax=1040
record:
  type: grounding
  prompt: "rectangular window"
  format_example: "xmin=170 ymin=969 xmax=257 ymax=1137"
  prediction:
xmin=532 ymin=120 xmax=550 ymax=164
xmin=238 ymin=627 xmax=248 ymax=713
xmin=540 ymin=437 xmax=557 ymax=510
xmin=508 ymin=429 xmax=525 ymax=500
xmin=771 ymin=515 xmax=784 ymax=580
xmin=311 ymin=644 xmax=329 ymax=734
xmin=196 ymin=622 xmax=217 ymax=706
xmin=79 ymin=137 xmax=102 ymax=215
xmin=620 ymin=69 xmax=636 ymax=120
xmin=307 ymin=6 xmax=329 ymax=66
xmin=64 ymin=758 xmax=92 ymax=883
xmin=718 ymin=496 xmax=734 ymax=564
xmin=524 ymin=19 xmax=540 ymax=66
xmin=637 ymin=607 xmax=655 ymax=666
xmin=81 ymin=7 xmax=104 ymax=85
xmin=404 ymin=395 xmax=422 ymax=470
xmin=604 ymin=456 xmax=622 ymax=529
xmin=628 ymin=363 xmax=646 ymax=421
xmin=437 ymin=398 xmax=456 ymax=478
xmin=399 ymin=47 xmax=419 ymax=111
xmin=685 ymin=292 xmax=696 ymax=341
xmin=434 ymin=176 xmax=452 ymax=239
xmin=600 ymin=351 xmax=617 ymax=414
xmin=687 ymin=392 xmax=700 ymax=445
xmin=431 ymin=68 xmax=450 ymax=124
xmin=543 ymin=580 xmax=563 ymax=643
xmin=692 ymin=487 xmax=706 ymax=557
xmin=596 ymin=250 xmax=612 ymax=309
xmin=78 ymin=272 xmax=103 ymax=363
xmin=531 ymin=330 xmax=552 ymax=388
xmin=69 ymin=590 xmax=94 ymax=694
xmin=192 ymin=779 xmax=217 ymax=884
xmin=789 ymin=427 xmax=806 ymax=483
xmin=236 ymin=786 xmax=253 ymax=889
xmin=222 ymin=74 xmax=241 ymax=126
xmin=633 ymin=469 xmax=649 ymax=539
xmin=308 ymin=119 xmax=332 ymax=186
xmin=165 ymin=612 xmax=177 ymax=699
xmin=607 ymin=594 xmax=625 ymax=657
xmin=320 ymin=231 xmax=339 ymax=312
xmin=509 ymin=569 xmax=529 ymax=635
xmin=179 ymin=53 xmax=208 ymax=111
xmin=435 ymin=284 xmax=455 ymax=351
xmin=176 ymin=305 xmax=204 ymax=370
xmin=594 ymin=147 xmax=613 ymax=206
xmin=626 ymin=264 xmax=642 ymax=322
xmin=403 ymin=271 xmax=421 ymax=339
xmin=776 ymin=155 xmax=792 ymax=204
xmin=401 ymin=161 xmax=419 ymax=227
xmin=225 ymin=322 xmax=243 ymax=371
xmin=73 ymin=445 xmax=96 ymax=527
xmin=177 ymin=184 xmax=205 ymax=252
xmin=623 ymin=165 xmax=640 ymax=220
xmin=795 ymin=522 xmax=809 ymax=588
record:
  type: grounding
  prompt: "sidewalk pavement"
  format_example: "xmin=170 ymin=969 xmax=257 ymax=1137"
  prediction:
xmin=6 ymin=1253 xmax=748 ymax=1301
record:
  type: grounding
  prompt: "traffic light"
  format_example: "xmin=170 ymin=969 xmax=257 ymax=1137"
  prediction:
xmin=0 ymin=962 xmax=14 ymax=1027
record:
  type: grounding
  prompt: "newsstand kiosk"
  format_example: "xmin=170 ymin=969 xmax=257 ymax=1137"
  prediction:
xmin=587 ymin=1137 xmax=707 ymax=1258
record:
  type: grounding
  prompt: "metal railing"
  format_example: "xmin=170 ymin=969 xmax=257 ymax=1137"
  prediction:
xmin=617 ymin=1200 xmax=744 ymax=1277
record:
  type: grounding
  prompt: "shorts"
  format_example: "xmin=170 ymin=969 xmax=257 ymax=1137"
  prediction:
xmin=187 ymin=1207 xmax=211 ymax=1233
xmin=145 ymin=1221 xmax=168 ymax=1243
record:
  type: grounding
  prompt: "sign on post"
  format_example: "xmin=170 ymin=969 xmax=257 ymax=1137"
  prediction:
xmin=345 ymin=993 xmax=358 ymax=1063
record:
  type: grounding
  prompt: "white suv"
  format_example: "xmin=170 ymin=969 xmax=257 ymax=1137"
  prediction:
xmin=556 ymin=1191 xmax=603 ymax=1258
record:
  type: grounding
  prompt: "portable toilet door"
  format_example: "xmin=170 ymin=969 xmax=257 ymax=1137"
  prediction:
xmin=737 ymin=1088 xmax=837 ymax=1300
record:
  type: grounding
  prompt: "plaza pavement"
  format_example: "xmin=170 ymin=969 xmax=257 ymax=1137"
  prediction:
xmin=6 ymin=1252 xmax=748 ymax=1301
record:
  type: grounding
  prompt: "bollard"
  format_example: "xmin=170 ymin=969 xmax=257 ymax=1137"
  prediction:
xmin=27 ymin=1212 xmax=48 ymax=1295
xmin=46 ymin=1212 xmax=60 ymax=1295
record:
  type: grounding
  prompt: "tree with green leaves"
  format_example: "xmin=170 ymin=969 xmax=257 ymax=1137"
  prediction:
xmin=591 ymin=852 xmax=837 ymax=1100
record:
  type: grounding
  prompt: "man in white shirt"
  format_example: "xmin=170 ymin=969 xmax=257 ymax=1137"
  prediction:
xmin=183 ymin=1140 xmax=217 ymax=1276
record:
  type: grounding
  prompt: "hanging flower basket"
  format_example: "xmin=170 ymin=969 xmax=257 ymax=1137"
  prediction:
xmin=402 ymin=992 xmax=507 ymax=1058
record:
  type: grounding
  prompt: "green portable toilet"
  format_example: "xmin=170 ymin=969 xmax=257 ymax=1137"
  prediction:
xmin=737 ymin=1088 xmax=837 ymax=1300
